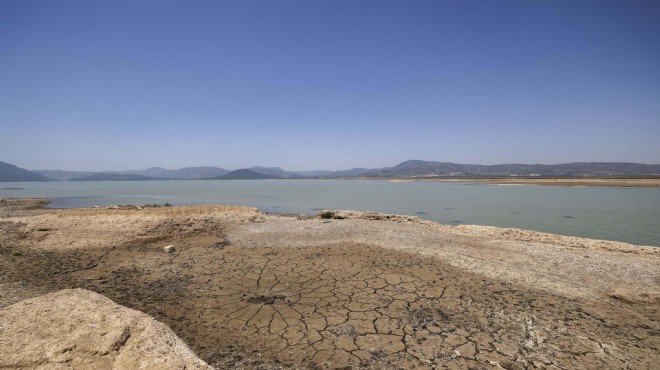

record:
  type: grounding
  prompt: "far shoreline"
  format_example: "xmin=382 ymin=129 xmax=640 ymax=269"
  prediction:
xmin=378 ymin=177 xmax=660 ymax=187
xmin=4 ymin=176 xmax=660 ymax=187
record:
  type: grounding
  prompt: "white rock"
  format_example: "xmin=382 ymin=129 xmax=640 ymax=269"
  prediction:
xmin=164 ymin=245 xmax=176 ymax=253
xmin=0 ymin=289 xmax=211 ymax=369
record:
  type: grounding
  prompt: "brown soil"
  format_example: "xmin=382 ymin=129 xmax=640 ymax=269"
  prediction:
xmin=1 ymin=198 xmax=658 ymax=369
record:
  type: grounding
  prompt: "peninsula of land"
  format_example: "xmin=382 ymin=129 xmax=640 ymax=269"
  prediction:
xmin=0 ymin=198 xmax=658 ymax=369
xmin=405 ymin=177 xmax=660 ymax=187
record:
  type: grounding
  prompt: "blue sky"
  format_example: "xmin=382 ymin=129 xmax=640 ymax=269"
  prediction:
xmin=1 ymin=0 xmax=659 ymax=171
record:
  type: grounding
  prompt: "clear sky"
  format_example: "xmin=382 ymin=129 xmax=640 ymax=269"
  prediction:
xmin=1 ymin=0 xmax=659 ymax=171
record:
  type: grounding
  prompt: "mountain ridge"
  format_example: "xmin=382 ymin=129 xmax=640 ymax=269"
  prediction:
xmin=214 ymin=169 xmax=279 ymax=180
xmin=0 ymin=161 xmax=55 ymax=182
xmin=4 ymin=160 xmax=660 ymax=182
xmin=70 ymin=173 xmax=161 ymax=181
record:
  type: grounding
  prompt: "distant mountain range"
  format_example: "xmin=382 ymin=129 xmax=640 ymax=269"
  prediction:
xmin=2 ymin=160 xmax=660 ymax=182
xmin=0 ymin=161 xmax=54 ymax=182
xmin=70 ymin=173 xmax=161 ymax=181
xmin=215 ymin=169 xmax=281 ymax=180
xmin=35 ymin=166 xmax=230 ymax=181
xmin=366 ymin=160 xmax=660 ymax=178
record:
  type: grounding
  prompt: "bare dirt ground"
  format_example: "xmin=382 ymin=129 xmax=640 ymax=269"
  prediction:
xmin=1 ymin=198 xmax=658 ymax=369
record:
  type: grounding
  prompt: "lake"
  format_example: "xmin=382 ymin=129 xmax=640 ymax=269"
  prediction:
xmin=1 ymin=180 xmax=659 ymax=246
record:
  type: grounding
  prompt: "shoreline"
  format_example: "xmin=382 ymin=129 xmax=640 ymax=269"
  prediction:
xmin=28 ymin=198 xmax=660 ymax=248
xmin=1 ymin=198 xmax=658 ymax=369
xmin=383 ymin=177 xmax=660 ymax=187
xmin=5 ymin=197 xmax=658 ymax=248
xmin=3 ymin=176 xmax=660 ymax=187
xmin=6 ymin=196 xmax=656 ymax=255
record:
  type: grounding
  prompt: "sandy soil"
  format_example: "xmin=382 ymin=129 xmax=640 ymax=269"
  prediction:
xmin=1 ymin=198 xmax=658 ymax=369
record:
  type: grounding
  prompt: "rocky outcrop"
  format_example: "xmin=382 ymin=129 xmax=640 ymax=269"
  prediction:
xmin=0 ymin=289 xmax=211 ymax=369
xmin=315 ymin=209 xmax=427 ymax=224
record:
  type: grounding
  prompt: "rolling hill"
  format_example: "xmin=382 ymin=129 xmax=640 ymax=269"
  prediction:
xmin=214 ymin=169 xmax=280 ymax=179
xmin=10 ymin=160 xmax=660 ymax=182
xmin=368 ymin=161 xmax=660 ymax=178
xmin=0 ymin=161 xmax=54 ymax=182
xmin=70 ymin=173 xmax=160 ymax=181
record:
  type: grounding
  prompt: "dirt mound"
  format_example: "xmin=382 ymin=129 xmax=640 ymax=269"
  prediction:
xmin=0 ymin=288 xmax=211 ymax=369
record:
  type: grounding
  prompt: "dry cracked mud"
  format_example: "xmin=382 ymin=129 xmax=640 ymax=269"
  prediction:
xmin=0 ymin=198 xmax=658 ymax=369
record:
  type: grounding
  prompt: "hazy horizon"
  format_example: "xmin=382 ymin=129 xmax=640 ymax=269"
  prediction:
xmin=2 ymin=1 xmax=659 ymax=171
xmin=3 ymin=158 xmax=657 ymax=174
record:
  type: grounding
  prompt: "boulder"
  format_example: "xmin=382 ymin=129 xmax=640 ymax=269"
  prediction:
xmin=0 ymin=289 xmax=211 ymax=369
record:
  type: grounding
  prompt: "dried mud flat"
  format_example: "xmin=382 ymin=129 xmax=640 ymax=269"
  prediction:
xmin=0 ymin=198 xmax=659 ymax=369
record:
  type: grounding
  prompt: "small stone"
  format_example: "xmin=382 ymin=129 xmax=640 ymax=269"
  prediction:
xmin=164 ymin=245 xmax=176 ymax=253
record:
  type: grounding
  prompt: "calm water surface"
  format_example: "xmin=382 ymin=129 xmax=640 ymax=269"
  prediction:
xmin=2 ymin=180 xmax=659 ymax=246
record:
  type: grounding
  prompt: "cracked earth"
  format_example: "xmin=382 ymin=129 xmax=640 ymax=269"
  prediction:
xmin=0 ymin=199 xmax=658 ymax=369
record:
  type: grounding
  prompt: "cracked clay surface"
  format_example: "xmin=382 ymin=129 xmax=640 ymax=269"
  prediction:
xmin=0 ymin=199 xmax=658 ymax=369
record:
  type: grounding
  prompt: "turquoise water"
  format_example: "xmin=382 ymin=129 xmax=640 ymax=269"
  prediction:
xmin=2 ymin=180 xmax=659 ymax=246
